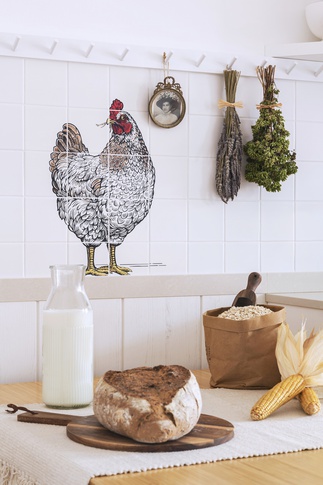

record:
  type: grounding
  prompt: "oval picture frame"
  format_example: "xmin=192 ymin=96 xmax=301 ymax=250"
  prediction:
xmin=149 ymin=76 xmax=186 ymax=129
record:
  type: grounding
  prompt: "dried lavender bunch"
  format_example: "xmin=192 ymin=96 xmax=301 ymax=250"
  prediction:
xmin=243 ymin=65 xmax=297 ymax=192
xmin=216 ymin=69 xmax=243 ymax=203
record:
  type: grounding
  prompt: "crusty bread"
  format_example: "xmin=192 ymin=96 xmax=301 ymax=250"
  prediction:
xmin=93 ymin=365 xmax=202 ymax=443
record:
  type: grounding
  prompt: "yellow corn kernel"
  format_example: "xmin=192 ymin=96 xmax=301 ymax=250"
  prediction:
xmin=251 ymin=374 xmax=305 ymax=421
xmin=297 ymin=387 xmax=321 ymax=415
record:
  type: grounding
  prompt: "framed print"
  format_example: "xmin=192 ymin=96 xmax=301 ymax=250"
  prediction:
xmin=149 ymin=76 xmax=186 ymax=129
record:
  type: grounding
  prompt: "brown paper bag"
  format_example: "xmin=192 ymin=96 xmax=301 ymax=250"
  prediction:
xmin=203 ymin=305 xmax=285 ymax=390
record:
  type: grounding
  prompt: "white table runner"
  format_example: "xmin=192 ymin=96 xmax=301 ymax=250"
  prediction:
xmin=1 ymin=388 xmax=323 ymax=485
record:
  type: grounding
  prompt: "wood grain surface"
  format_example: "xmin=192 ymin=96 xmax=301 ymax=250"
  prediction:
xmin=15 ymin=409 xmax=234 ymax=452
xmin=66 ymin=413 xmax=234 ymax=452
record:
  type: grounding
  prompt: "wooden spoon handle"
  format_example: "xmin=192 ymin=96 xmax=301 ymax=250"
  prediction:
xmin=246 ymin=272 xmax=262 ymax=292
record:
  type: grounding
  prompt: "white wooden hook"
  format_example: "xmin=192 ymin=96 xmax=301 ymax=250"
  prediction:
xmin=260 ymin=59 xmax=267 ymax=68
xmin=286 ymin=62 xmax=297 ymax=75
xmin=12 ymin=36 xmax=20 ymax=51
xmin=314 ymin=64 xmax=323 ymax=77
xmin=196 ymin=54 xmax=206 ymax=68
xmin=119 ymin=47 xmax=129 ymax=61
xmin=85 ymin=43 xmax=94 ymax=58
xmin=49 ymin=40 xmax=58 ymax=55
xmin=164 ymin=51 xmax=173 ymax=63
xmin=226 ymin=57 xmax=237 ymax=70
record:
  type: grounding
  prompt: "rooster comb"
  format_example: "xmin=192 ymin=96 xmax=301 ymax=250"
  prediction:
xmin=109 ymin=99 xmax=124 ymax=119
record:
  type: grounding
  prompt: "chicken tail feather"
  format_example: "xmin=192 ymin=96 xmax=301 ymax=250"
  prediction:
xmin=49 ymin=123 xmax=89 ymax=173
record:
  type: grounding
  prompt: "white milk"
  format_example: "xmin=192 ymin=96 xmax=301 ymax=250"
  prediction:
xmin=42 ymin=309 xmax=93 ymax=408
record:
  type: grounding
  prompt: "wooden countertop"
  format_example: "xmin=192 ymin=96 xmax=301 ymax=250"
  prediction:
xmin=2 ymin=371 xmax=323 ymax=485
xmin=266 ymin=292 xmax=323 ymax=310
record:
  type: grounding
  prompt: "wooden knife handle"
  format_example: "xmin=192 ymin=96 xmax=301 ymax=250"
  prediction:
xmin=17 ymin=410 xmax=88 ymax=426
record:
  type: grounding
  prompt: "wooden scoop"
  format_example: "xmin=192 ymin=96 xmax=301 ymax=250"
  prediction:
xmin=232 ymin=272 xmax=262 ymax=307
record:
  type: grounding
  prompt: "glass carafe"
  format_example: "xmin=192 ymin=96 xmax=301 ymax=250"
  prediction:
xmin=42 ymin=265 xmax=93 ymax=408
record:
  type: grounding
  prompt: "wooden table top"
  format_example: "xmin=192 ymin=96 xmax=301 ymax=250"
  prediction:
xmin=2 ymin=370 xmax=323 ymax=485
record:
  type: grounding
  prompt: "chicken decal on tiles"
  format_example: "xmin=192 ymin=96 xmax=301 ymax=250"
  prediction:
xmin=49 ymin=99 xmax=155 ymax=276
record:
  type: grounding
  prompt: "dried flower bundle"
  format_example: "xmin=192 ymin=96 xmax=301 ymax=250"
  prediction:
xmin=216 ymin=69 xmax=243 ymax=203
xmin=244 ymin=65 xmax=298 ymax=192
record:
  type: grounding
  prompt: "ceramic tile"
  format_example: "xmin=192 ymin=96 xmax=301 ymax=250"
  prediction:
xmin=225 ymin=201 xmax=260 ymax=241
xmin=0 ymin=57 xmax=23 ymax=104
xmin=0 ymin=197 xmax=23 ymax=242
xmin=125 ymin=215 xmax=149 ymax=242
xmin=237 ymin=76 xmax=262 ymax=121
xmin=0 ymin=150 xmax=23 ymax=195
xmin=260 ymin=242 xmax=295 ymax=272
xmin=189 ymin=199 xmax=224 ymax=241
xmin=188 ymin=157 xmax=217 ymax=200
xmin=188 ymin=72 xmax=222 ymax=115
xmin=68 ymin=62 xmax=109 ymax=108
xmin=188 ymin=242 xmax=224 ymax=274
xmin=67 ymin=106 xmax=109 ymax=152
xmin=225 ymin=242 xmax=260 ymax=273
xmin=25 ymin=150 xmax=54 ymax=197
xmin=113 ymin=241 xmax=150 ymax=275
xmin=149 ymin=114 xmax=188 ymax=157
xmin=189 ymin=115 xmax=221 ymax=158
xmin=150 ymin=199 xmax=187 ymax=242
xmin=0 ymin=104 xmax=23 ymax=150
xmin=296 ymin=201 xmax=323 ymax=240
xmin=0 ymin=243 xmax=24 ymax=277
xmin=153 ymin=156 xmax=188 ymax=199
xmin=67 ymin=241 xmax=90 ymax=267
xmin=276 ymin=79 xmax=296 ymax=121
xmin=261 ymin=201 xmax=294 ymax=241
xmin=295 ymin=161 xmax=323 ymax=200
xmin=25 ymin=59 xmax=67 ymax=106
xmin=25 ymin=242 xmax=67 ymax=277
xmin=295 ymin=121 xmax=323 ymax=161
xmin=295 ymin=242 xmax=323 ymax=271
xmin=24 ymin=105 xmax=68 ymax=152
xmin=296 ymin=81 xmax=323 ymax=122
xmin=149 ymin=242 xmax=187 ymax=274
xmin=110 ymin=67 xmax=150 ymax=112
xmin=25 ymin=197 xmax=68 ymax=242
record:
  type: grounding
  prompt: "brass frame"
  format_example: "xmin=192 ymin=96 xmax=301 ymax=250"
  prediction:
xmin=149 ymin=76 xmax=186 ymax=129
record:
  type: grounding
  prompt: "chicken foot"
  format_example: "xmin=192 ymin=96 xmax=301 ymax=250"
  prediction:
xmin=85 ymin=245 xmax=132 ymax=276
xmin=99 ymin=244 xmax=132 ymax=275
xmin=85 ymin=246 xmax=107 ymax=276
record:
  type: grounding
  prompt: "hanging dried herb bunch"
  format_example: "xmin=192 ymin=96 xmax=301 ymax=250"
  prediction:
xmin=216 ymin=69 xmax=243 ymax=203
xmin=244 ymin=65 xmax=297 ymax=192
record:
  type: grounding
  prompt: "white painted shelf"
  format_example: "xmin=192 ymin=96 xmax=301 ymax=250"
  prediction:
xmin=1 ymin=31 xmax=323 ymax=81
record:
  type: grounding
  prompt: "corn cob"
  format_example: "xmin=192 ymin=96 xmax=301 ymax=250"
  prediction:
xmin=297 ymin=387 xmax=321 ymax=415
xmin=250 ymin=374 xmax=305 ymax=421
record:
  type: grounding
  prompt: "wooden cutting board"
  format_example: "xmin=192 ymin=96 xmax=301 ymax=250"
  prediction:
xmin=17 ymin=411 xmax=234 ymax=452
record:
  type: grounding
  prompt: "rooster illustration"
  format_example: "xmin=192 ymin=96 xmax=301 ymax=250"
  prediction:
xmin=49 ymin=99 xmax=155 ymax=275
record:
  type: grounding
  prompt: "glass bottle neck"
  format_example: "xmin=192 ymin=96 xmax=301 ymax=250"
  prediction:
xmin=51 ymin=265 xmax=85 ymax=290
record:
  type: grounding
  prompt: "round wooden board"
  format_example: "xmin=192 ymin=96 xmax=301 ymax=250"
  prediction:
xmin=66 ymin=413 xmax=234 ymax=452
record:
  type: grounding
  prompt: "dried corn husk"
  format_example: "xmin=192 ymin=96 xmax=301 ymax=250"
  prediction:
xmin=276 ymin=322 xmax=323 ymax=387
xmin=251 ymin=322 xmax=323 ymax=420
xmin=216 ymin=69 xmax=243 ymax=203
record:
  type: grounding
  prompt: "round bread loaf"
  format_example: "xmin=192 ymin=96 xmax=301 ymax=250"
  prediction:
xmin=93 ymin=365 xmax=202 ymax=443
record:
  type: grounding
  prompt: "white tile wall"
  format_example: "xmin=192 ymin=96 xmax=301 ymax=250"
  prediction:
xmin=0 ymin=55 xmax=322 ymax=279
